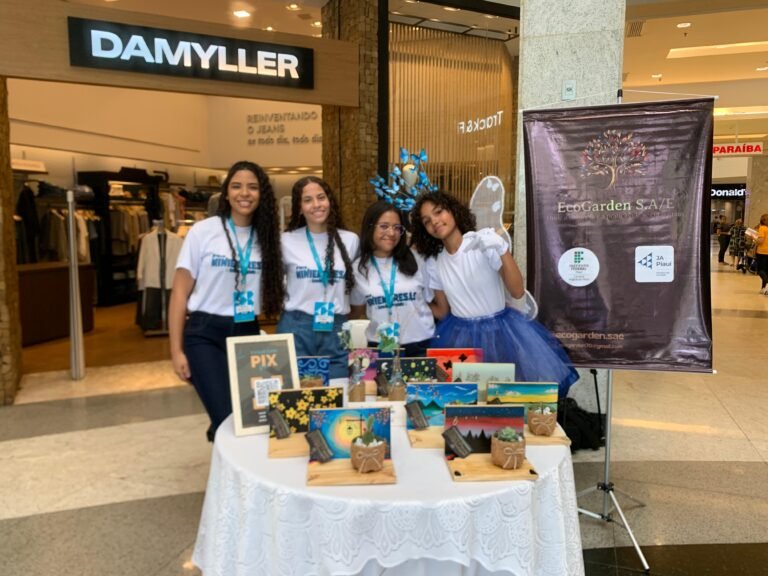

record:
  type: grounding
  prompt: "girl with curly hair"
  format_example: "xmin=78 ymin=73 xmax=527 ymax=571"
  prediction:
xmin=350 ymin=200 xmax=435 ymax=357
xmin=412 ymin=191 xmax=578 ymax=394
xmin=277 ymin=177 xmax=359 ymax=378
xmin=170 ymin=161 xmax=285 ymax=441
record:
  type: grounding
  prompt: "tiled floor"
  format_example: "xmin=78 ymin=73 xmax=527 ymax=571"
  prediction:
xmin=1 ymin=244 xmax=766 ymax=575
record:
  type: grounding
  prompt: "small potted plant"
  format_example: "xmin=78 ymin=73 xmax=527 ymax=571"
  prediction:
xmin=528 ymin=404 xmax=557 ymax=436
xmin=350 ymin=415 xmax=387 ymax=473
xmin=491 ymin=427 xmax=526 ymax=470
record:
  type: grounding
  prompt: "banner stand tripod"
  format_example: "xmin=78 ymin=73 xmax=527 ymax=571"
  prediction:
xmin=577 ymin=369 xmax=650 ymax=573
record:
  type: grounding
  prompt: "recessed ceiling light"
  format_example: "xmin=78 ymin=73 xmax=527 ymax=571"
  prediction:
xmin=651 ymin=73 xmax=663 ymax=79
xmin=404 ymin=0 xmax=418 ymax=3
xmin=286 ymin=3 xmax=301 ymax=10
xmin=676 ymin=22 xmax=691 ymax=29
xmin=757 ymin=66 xmax=768 ymax=71
xmin=429 ymin=18 xmax=440 ymax=22
xmin=233 ymin=10 xmax=251 ymax=18
xmin=444 ymin=6 xmax=460 ymax=11
xmin=264 ymin=26 xmax=275 ymax=31
xmin=311 ymin=21 xmax=322 ymax=28
xmin=668 ymin=41 xmax=768 ymax=59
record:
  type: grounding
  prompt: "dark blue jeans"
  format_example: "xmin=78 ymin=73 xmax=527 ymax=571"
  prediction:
xmin=276 ymin=309 xmax=349 ymax=379
xmin=183 ymin=312 xmax=261 ymax=438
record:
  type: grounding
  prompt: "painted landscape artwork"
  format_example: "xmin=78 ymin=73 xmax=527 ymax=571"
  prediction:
xmin=451 ymin=362 xmax=516 ymax=400
xmin=426 ymin=348 xmax=484 ymax=381
xmin=486 ymin=382 xmax=558 ymax=420
xmin=443 ymin=405 xmax=525 ymax=458
xmin=405 ymin=383 xmax=479 ymax=429
xmin=348 ymin=349 xmax=379 ymax=382
xmin=308 ymin=407 xmax=391 ymax=461
xmin=380 ymin=357 xmax=437 ymax=382
xmin=297 ymin=356 xmax=331 ymax=387
xmin=268 ymin=387 xmax=343 ymax=436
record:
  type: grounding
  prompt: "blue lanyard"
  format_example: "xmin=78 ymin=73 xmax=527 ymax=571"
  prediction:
xmin=371 ymin=257 xmax=398 ymax=311
xmin=305 ymin=227 xmax=330 ymax=288
xmin=227 ymin=218 xmax=254 ymax=286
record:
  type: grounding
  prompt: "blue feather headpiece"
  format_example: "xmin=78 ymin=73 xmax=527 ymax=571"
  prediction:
xmin=369 ymin=147 xmax=438 ymax=212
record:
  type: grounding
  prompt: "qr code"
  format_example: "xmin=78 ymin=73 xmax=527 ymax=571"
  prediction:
xmin=251 ymin=377 xmax=282 ymax=406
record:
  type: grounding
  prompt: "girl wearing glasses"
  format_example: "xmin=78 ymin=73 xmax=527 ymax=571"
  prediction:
xmin=277 ymin=177 xmax=359 ymax=378
xmin=412 ymin=191 xmax=578 ymax=393
xmin=351 ymin=200 xmax=436 ymax=357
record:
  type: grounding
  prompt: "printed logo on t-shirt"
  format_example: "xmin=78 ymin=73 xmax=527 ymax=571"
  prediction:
xmin=367 ymin=291 xmax=417 ymax=310
xmin=295 ymin=265 xmax=346 ymax=282
xmin=211 ymin=254 xmax=262 ymax=273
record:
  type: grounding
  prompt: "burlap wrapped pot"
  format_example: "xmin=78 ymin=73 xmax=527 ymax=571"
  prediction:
xmin=491 ymin=435 xmax=526 ymax=470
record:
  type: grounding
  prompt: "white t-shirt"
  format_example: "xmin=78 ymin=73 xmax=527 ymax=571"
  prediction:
xmin=351 ymin=253 xmax=435 ymax=344
xmin=282 ymin=227 xmax=360 ymax=315
xmin=176 ymin=216 xmax=263 ymax=317
xmin=426 ymin=235 xmax=506 ymax=318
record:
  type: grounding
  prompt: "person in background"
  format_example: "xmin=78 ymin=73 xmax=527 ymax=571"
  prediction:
xmin=756 ymin=213 xmax=768 ymax=294
xmin=716 ymin=215 xmax=732 ymax=264
xmin=730 ymin=218 xmax=747 ymax=272
xmin=169 ymin=161 xmax=284 ymax=441
xmin=277 ymin=177 xmax=359 ymax=378
xmin=350 ymin=200 xmax=435 ymax=358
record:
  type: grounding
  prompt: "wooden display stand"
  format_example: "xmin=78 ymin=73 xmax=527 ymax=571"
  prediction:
xmin=406 ymin=427 xmax=444 ymax=449
xmin=268 ymin=434 xmax=309 ymax=458
xmin=524 ymin=424 xmax=571 ymax=446
xmin=307 ymin=459 xmax=397 ymax=486
xmin=445 ymin=454 xmax=538 ymax=482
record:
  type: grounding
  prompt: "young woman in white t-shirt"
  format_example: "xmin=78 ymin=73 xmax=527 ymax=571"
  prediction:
xmin=411 ymin=191 xmax=578 ymax=394
xmin=277 ymin=176 xmax=359 ymax=379
xmin=351 ymin=200 xmax=435 ymax=357
xmin=169 ymin=161 xmax=284 ymax=441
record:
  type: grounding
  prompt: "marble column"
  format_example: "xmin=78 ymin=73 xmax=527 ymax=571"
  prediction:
xmin=0 ymin=76 xmax=22 ymax=405
xmin=320 ymin=0 xmax=379 ymax=232
xmin=514 ymin=0 xmax=626 ymax=410
xmin=746 ymin=155 xmax=768 ymax=228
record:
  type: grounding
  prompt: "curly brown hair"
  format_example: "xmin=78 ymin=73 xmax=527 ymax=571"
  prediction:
xmin=287 ymin=176 xmax=355 ymax=294
xmin=217 ymin=161 xmax=285 ymax=317
xmin=410 ymin=191 xmax=476 ymax=258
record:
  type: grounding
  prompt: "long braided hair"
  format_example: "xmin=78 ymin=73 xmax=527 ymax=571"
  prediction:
xmin=217 ymin=161 xmax=285 ymax=317
xmin=286 ymin=176 xmax=355 ymax=294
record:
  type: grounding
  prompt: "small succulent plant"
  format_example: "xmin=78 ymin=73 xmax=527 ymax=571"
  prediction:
xmin=495 ymin=427 xmax=521 ymax=442
xmin=360 ymin=415 xmax=376 ymax=445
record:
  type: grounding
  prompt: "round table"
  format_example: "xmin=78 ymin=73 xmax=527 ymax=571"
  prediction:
xmin=193 ymin=416 xmax=584 ymax=576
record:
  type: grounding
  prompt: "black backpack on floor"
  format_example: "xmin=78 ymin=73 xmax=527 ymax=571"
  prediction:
xmin=557 ymin=397 xmax=604 ymax=452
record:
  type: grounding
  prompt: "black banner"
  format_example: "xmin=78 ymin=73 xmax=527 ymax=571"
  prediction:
xmin=68 ymin=17 xmax=314 ymax=89
xmin=524 ymin=99 xmax=713 ymax=371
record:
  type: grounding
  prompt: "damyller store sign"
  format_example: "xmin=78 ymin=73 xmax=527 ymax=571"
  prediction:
xmin=67 ymin=17 xmax=314 ymax=89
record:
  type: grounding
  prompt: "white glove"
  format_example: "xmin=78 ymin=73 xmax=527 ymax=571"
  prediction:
xmin=463 ymin=228 xmax=508 ymax=257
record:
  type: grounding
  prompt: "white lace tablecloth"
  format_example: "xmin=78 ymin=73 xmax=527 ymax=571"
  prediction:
xmin=193 ymin=416 xmax=584 ymax=576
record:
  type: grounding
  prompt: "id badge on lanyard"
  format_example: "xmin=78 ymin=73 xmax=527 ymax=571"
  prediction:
xmin=234 ymin=290 xmax=256 ymax=323
xmin=228 ymin=218 xmax=256 ymax=323
xmin=307 ymin=228 xmax=336 ymax=332
xmin=372 ymin=258 xmax=400 ymax=347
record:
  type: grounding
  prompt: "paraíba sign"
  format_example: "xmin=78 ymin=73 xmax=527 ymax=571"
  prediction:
xmin=67 ymin=17 xmax=314 ymax=89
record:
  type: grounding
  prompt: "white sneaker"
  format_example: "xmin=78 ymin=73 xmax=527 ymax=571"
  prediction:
xmin=762 ymin=287 xmax=768 ymax=295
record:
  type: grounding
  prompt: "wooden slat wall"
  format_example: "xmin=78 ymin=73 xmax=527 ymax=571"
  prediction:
xmin=389 ymin=24 xmax=516 ymax=208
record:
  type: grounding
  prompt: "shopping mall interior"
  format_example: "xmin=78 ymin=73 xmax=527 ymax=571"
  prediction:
xmin=1 ymin=0 xmax=767 ymax=575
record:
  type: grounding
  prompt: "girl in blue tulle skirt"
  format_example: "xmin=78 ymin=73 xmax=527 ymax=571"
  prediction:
xmin=411 ymin=191 xmax=578 ymax=395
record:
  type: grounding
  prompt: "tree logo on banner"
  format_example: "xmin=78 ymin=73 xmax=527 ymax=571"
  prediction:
xmin=580 ymin=130 xmax=648 ymax=189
